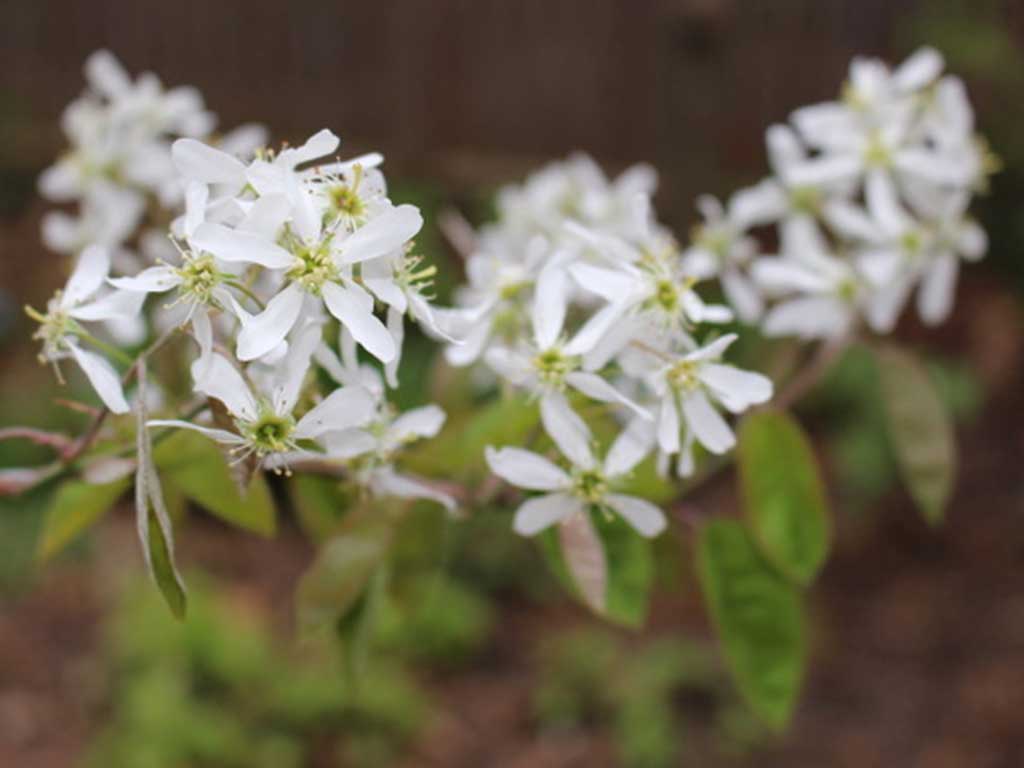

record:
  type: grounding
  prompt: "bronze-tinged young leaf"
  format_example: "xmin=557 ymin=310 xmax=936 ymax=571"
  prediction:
xmin=558 ymin=512 xmax=608 ymax=615
xmin=738 ymin=410 xmax=830 ymax=585
xmin=874 ymin=345 xmax=955 ymax=526
xmin=296 ymin=507 xmax=398 ymax=639
xmin=37 ymin=477 xmax=131 ymax=561
xmin=539 ymin=508 xmax=654 ymax=627
xmin=697 ymin=519 xmax=805 ymax=730
xmin=153 ymin=430 xmax=276 ymax=536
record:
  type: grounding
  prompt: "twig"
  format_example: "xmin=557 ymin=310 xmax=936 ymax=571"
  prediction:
xmin=772 ymin=333 xmax=851 ymax=411
xmin=0 ymin=427 xmax=74 ymax=455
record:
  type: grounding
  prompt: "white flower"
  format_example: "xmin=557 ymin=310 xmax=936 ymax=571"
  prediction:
xmin=484 ymin=263 xmax=650 ymax=421
xmin=645 ymin=334 xmax=772 ymax=476
xmin=486 ymin=415 xmax=666 ymax=538
xmin=149 ymin=324 xmax=375 ymax=468
xmin=26 ymin=246 xmax=144 ymax=413
xmin=681 ymin=195 xmax=763 ymax=322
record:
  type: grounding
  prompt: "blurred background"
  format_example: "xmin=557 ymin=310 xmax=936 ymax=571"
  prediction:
xmin=1 ymin=1 xmax=1024 ymax=766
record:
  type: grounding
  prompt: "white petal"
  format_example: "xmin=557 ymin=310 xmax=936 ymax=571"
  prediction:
xmin=540 ymin=392 xmax=595 ymax=470
xmin=192 ymin=222 xmax=294 ymax=269
xmin=147 ymin=419 xmax=245 ymax=445
xmin=273 ymin=322 xmax=321 ymax=414
xmin=564 ymin=300 xmax=630 ymax=357
xmin=569 ymin=262 xmax=640 ymax=303
xmin=336 ymin=205 xmax=422 ymax=264
xmin=64 ymin=245 xmax=110 ymax=306
xmin=387 ymin=404 xmax=446 ymax=446
xmin=532 ymin=264 xmax=569 ymax=349
xmin=685 ymin=333 xmax=738 ymax=362
xmin=698 ymin=364 xmax=773 ymax=413
xmin=762 ymin=296 xmax=852 ymax=339
xmin=681 ymin=389 xmax=735 ymax=454
xmin=68 ymin=289 xmax=146 ymax=322
xmin=371 ymin=470 xmax=456 ymax=513
xmin=236 ymin=283 xmax=305 ymax=361
xmin=657 ymin=393 xmax=680 ymax=455
xmin=108 ymin=265 xmax=179 ymax=293
xmin=513 ymin=493 xmax=581 ymax=536
xmin=957 ymin=221 xmax=987 ymax=261
xmin=84 ymin=49 xmax=131 ymax=97
xmin=67 ymin=342 xmax=129 ymax=414
xmin=917 ymin=254 xmax=958 ymax=325
xmin=766 ymin=124 xmax=806 ymax=174
xmin=606 ymin=494 xmax=666 ymax=538
xmin=282 ymin=128 xmax=339 ymax=166
xmin=865 ymin=170 xmax=912 ymax=238
xmin=294 ymin=385 xmax=377 ymax=439
xmin=604 ymin=417 xmax=656 ymax=477
xmin=729 ymin=179 xmax=787 ymax=229
xmin=189 ymin=310 xmax=214 ymax=384
xmin=194 ymin=353 xmax=258 ymax=421
xmin=565 ymin=371 xmax=650 ymax=419
xmin=721 ymin=269 xmax=763 ymax=324
xmin=321 ymin=281 xmax=396 ymax=363
xmin=786 ymin=154 xmax=862 ymax=188
xmin=172 ymin=138 xmax=247 ymax=186
xmin=894 ymin=47 xmax=943 ymax=92
xmin=239 ymin=194 xmax=291 ymax=240
xmin=485 ymin=446 xmax=571 ymax=491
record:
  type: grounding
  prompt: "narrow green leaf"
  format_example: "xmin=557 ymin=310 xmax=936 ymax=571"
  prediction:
xmin=697 ymin=519 xmax=805 ymax=729
xmin=874 ymin=345 xmax=956 ymax=525
xmin=36 ymin=477 xmax=131 ymax=561
xmin=336 ymin=564 xmax=388 ymax=691
xmin=135 ymin=364 xmax=187 ymax=619
xmin=296 ymin=507 xmax=397 ymax=638
xmin=154 ymin=430 xmax=276 ymax=536
xmin=738 ymin=410 xmax=830 ymax=585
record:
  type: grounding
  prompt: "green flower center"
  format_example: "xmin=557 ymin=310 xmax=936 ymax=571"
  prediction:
xmin=668 ymin=359 xmax=700 ymax=392
xmin=900 ymin=230 xmax=924 ymax=257
xmin=25 ymin=298 xmax=73 ymax=360
xmin=239 ymin=411 xmax=297 ymax=457
xmin=789 ymin=185 xmax=821 ymax=215
xmin=572 ymin=468 xmax=608 ymax=504
xmin=287 ymin=237 xmax=337 ymax=295
xmin=175 ymin=254 xmax=223 ymax=305
xmin=326 ymin=183 xmax=366 ymax=223
xmin=863 ymin=134 xmax=891 ymax=168
xmin=654 ymin=279 xmax=679 ymax=313
xmin=533 ymin=348 xmax=574 ymax=386
xmin=837 ymin=279 xmax=859 ymax=303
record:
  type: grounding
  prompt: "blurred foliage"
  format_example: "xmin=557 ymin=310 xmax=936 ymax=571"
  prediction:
xmin=900 ymin=0 xmax=1024 ymax=292
xmin=533 ymin=627 xmax=765 ymax=767
xmin=803 ymin=343 xmax=983 ymax=516
xmin=83 ymin=577 xmax=456 ymax=768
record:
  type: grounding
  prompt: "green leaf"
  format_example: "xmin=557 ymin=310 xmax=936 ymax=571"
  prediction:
xmin=336 ymin=564 xmax=388 ymax=690
xmin=135 ymin=365 xmax=187 ymax=619
xmin=874 ymin=345 xmax=956 ymax=526
xmin=290 ymin=474 xmax=353 ymax=542
xmin=296 ymin=506 xmax=398 ymax=639
xmin=697 ymin=519 xmax=805 ymax=729
xmin=738 ymin=410 xmax=830 ymax=585
xmin=154 ymin=430 xmax=276 ymax=536
xmin=37 ymin=477 xmax=131 ymax=561
xmin=540 ymin=509 xmax=654 ymax=627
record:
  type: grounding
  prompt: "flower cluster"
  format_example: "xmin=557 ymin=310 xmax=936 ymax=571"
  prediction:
xmin=28 ymin=52 xmax=454 ymax=511
xmin=444 ymin=156 xmax=773 ymax=538
xmin=695 ymin=47 xmax=994 ymax=339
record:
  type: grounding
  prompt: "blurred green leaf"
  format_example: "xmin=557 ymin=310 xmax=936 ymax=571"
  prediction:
xmin=36 ymin=476 xmax=131 ymax=561
xmin=540 ymin=509 xmax=654 ymax=627
xmin=154 ymin=430 xmax=276 ymax=536
xmin=738 ymin=410 xmax=830 ymax=585
xmin=697 ymin=519 xmax=804 ymax=729
xmin=874 ymin=345 xmax=955 ymax=526
xmin=290 ymin=474 xmax=352 ymax=542
xmin=406 ymin=392 xmax=539 ymax=479
xmin=296 ymin=506 xmax=397 ymax=639
xmin=142 ymin=502 xmax=187 ymax=620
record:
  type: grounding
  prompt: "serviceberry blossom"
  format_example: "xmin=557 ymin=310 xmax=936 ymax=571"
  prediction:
xmin=695 ymin=47 xmax=993 ymax=340
xmin=149 ymin=324 xmax=375 ymax=470
xmin=25 ymin=246 xmax=143 ymax=413
xmin=486 ymin=415 xmax=666 ymax=538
